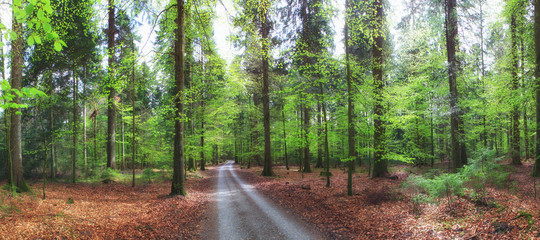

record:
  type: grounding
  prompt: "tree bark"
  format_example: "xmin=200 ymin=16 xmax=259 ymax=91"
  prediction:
xmin=72 ymin=69 xmax=78 ymax=183
xmin=132 ymin=46 xmax=136 ymax=187
xmin=171 ymin=0 xmax=187 ymax=196
xmin=445 ymin=0 xmax=463 ymax=171
xmin=9 ymin=14 xmax=27 ymax=192
xmin=303 ymin=104 xmax=312 ymax=173
xmin=107 ymin=0 xmax=116 ymax=169
xmin=511 ymin=11 xmax=522 ymax=165
xmin=316 ymin=101 xmax=323 ymax=168
xmin=533 ymin=0 xmax=540 ymax=176
xmin=282 ymin=108 xmax=289 ymax=170
xmin=345 ymin=0 xmax=355 ymax=192
xmin=372 ymin=0 xmax=388 ymax=178
xmin=261 ymin=10 xmax=274 ymax=176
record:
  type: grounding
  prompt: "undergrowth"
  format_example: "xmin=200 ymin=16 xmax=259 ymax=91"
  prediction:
xmin=402 ymin=148 xmax=510 ymax=212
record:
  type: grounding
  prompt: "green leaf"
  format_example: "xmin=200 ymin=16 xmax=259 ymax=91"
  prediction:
xmin=37 ymin=9 xmax=45 ymax=21
xmin=9 ymin=31 xmax=17 ymax=41
xmin=44 ymin=4 xmax=53 ymax=14
xmin=13 ymin=0 xmax=21 ymax=7
xmin=0 ymin=23 xmax=5 ymax=30
xmin=34 ymin=35 xmax=41 ymax=44
xmin=30 ymin=0 xmax=38 ymax=5
xmin=54 ymin=41 xmax=62 ymax=51
xmin=42 ymin=22 xmax=52 ymax=33
xmin=27 ymin=35 xmax=35 ymax=46
xmin=25 ymin=3 xmax=34 ymax=16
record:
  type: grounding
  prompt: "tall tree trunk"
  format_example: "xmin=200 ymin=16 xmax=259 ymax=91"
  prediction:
xmin=282 ymin=108 xmax=289 ymax=170
xmin=82 ymin=66 xmax=87 ymax=174
xmin=533 ymin=0 xmax=540 ymax=176
xmin=372 ymin=0 xmax=388 ymax=178
xmin=316 ymin=101 xmax=323 ymax=168
xmin=171 ymin=0 xmax=186 ymax=196
xmin=9 ymin=13 xmax=27 ymax=192
xmin=522 ymin=34 xmax=530 ymax=160
xmin=93 ymin=109 xmax=97 ymax=171
xmin=200 ymin=98 xmax=206 ymax=171
xmin=445 ymin=0 xmax=463 ymax=171
xmin=72 ymin=69 xmax=78 ymax=183
xmin=107 ymin=0 xmax=116 ymax=169
xmin=132 ymin=47 xmax=136 ymax=187
xmin=261 ymin=10 xmax=274 ymax=176
xmin=121 ymin=115 xmax=125 ymax=170
xmin=480 ymin=0 xmax=488 ymax=149
xmin=345 ymin=0 xmax=355 ymax=193
xmin=319 ymin=83 xmax=331 ymax=187
xmin=303 ymin=104 xmax=312 ymax=173
xmin=511 ymin=12 xmax=522 ymax=165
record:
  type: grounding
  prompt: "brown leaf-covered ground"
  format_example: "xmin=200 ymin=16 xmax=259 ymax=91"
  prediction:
xmin=1 ymin=161 xmax=539 ymax=239
xmin=237 ymin=160 xmax=540 ymax=240
xmin=0 ymin=168 xmax=217 ymax=239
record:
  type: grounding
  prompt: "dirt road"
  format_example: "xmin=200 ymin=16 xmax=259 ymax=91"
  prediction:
xmin=202 ymin=161 xmax=322 ymax=240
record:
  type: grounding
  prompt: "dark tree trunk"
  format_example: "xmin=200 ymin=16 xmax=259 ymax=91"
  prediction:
xmin=253 ymin=93 xmax=261 ymax=166
xmin=534 ymin=0 xmax=540 ymax=177
xmin=345 ymin=0 xmax=355 ymax=193
xmin=372 ymin=0 xmax=388 ymax=178
xmin=511 ymin=12 xmax=522 ymax=165
xmin=200 ymin=103 xmax=205 ymax=170
xmin=107 ymin=0 xmax=116 ymax=169
xmin=8 ymin=14 xmax=27 ymax=192
xmin=303 ymin=105 xmax=312 ymax=173
xmin=131 ymin=42 xmax=136 ymax=187
xmin=171 ymin=0 xmax=186 ymax=196
xmin=282 ymin=108 xmax=289 ymax=170
xmin=445 ymin=0 xmax=463 ymax=171
xmin=261 ymin=11 xmax=274 ymax=176
xmin=316 ymin=101 xmax=323 ymax=168
xmin=72 ymin=69 xmax=78 ymax=183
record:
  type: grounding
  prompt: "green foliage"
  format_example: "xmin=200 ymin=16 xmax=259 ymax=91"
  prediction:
xmin=100 ymin=168 xmax=121 ymax=183
xmin=403 ymin=151 xmax=511 ymax=208
xmin=66 ymin=197 xmax=74 ymax=204
xmin=142 ymin=168 xmax=157 ymax=183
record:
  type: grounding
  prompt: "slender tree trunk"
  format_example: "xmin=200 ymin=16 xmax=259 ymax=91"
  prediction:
xmin=107 ymin=0 xmax=116 ymax=169
xmin=303 ymin=104 xmax=312 ymax=173
xmin=261 ymin=10 xmax=274 ymax=176
xmin=121 ymin=116 xmax=125 ymax=170
xmin=316 ymin=101 xmax=323 ymax=168
xmin=171 ymin=0 xmax=186 ymax=196
xmin=372 ymin=0 xmax=388 ymax=178
xmin=83 ymin=97 xmax=87 ymax=173
xmin=82 ymin=66 xmax=87 ymax=174
xmin=511 ymin=12 xmax=522 ymax=165
xmin=132 ymin=47 xmax=136 ymax=187
xmin=480 ymin=0 xmax=488 ymax=149
xmin=323 ymin=94 xmax=331 ymax=187
xmin=345 ymin=0 xmax=355 ymax=194
xmin=533 ymin=0 xmax=540 ymax=176
xmin=72 ymin=69 xmax=78 ymax=183
xmin=200 ymin=101 xmax=206 ymax=171
xmin=47 ymin=73 xmax=56 ymax=178
xmin=282 ymin=108 xmax=289 ymax=170
xmin=520 ymin=28 xmax=529 ymax=160
xmin=445 ymin=0 xmax=463 ymax=171
xmin=94 ymin=111 xmax=97 ymax=171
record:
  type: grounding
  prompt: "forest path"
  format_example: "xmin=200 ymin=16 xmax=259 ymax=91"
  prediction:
xmin=201 ymin=161 xmax=323 ymax=240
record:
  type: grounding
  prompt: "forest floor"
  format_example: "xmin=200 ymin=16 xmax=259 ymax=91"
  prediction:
xmin=238 ymin=160 xmax=540 ymax=239
xmin=0 ymin=160 xmax=538 ymax=239
xmin=0 ymin=169 xmax=215 ymax=239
